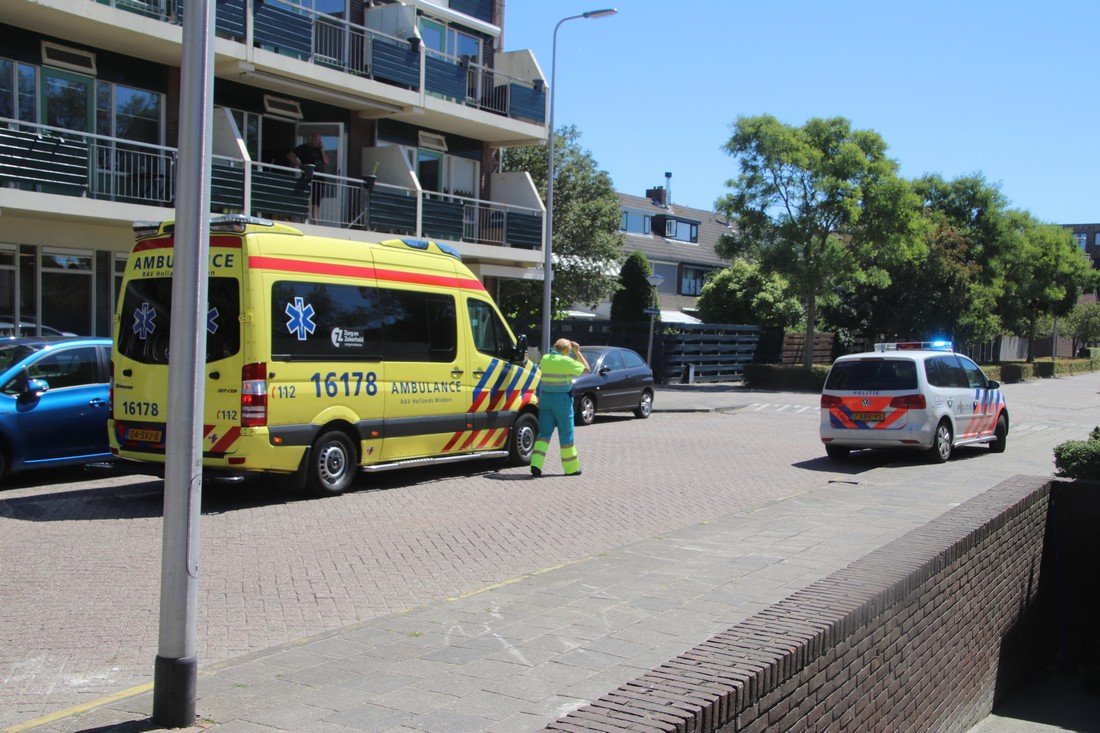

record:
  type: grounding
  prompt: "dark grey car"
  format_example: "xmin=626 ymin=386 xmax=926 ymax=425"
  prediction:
xmin=571 ymin=346 xmax=655 ymax=426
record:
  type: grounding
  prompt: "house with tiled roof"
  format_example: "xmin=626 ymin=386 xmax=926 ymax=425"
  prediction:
xmin=592 ymin=177 xmax=731 ymax=321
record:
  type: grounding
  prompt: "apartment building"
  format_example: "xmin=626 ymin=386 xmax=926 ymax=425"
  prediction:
xmin=0 ymin=0 xmax=547 ymax=337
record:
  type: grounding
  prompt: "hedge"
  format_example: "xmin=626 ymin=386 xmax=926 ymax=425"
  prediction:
xmin=1054 ymin=427 xmax=1100 ymax=480
xmin=742 ymin=364 xmax=830 ymax=391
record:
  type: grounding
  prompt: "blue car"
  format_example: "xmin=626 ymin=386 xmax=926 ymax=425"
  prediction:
xmin=0 ymin=336 xmax=113 ymax=478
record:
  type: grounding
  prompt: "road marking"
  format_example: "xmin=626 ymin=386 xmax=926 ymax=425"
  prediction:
xmin=3 ymin=682 xmax=153 ymax=733
xmin=753 ymin=403 xmax=770 ymax=411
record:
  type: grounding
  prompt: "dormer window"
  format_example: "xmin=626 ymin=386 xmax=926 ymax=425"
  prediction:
xmin=620 ymin=210 xmax=651 ymax=234
xmin=658 ymin=217 xmax=698 ymax=243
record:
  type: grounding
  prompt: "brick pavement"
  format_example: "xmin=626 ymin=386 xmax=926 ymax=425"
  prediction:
xmin=2 ymin=374 xmax=1097 ymax=732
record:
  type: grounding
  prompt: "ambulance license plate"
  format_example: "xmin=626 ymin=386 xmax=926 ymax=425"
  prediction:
xmin=851 ymin=411 xmax=885 ymax=422
xmin=128 ymin=428 xmax=163 ymax=442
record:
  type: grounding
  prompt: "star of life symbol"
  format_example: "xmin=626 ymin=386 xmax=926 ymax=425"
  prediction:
xmin=285 ymin=297 xmax=316 ymax=341
xmin=208 ymin=307 xmax=219 ymax=335
xmin=133 ymin=302 xmax=156 ymax=340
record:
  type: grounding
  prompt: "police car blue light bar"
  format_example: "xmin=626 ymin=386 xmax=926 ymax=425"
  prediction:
xmin=874 ymin=341 xmax=954 ymax=352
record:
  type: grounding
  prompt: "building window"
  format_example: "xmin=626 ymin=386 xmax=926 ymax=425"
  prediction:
xmin=665 ymin=219 xmax=698 ymax=243
xmin=0 ymin=58 xmax=37 ymax=123
xmin=619 ymin=210 xmax=651 ymax=234
xmin=651 ymin=262 xmax=676 ymax=294
xmin=96 ymin=82 xmax=162 ymax=144
xmin=680 ymin=266 xmax=707 ymax=296
xmin=1094 ymin=233 xmax=1100 ymax=247
xmin=1074 ymin=233 xmax=1087 ymax=250
xmin=41 ymin=248 xmax=94 ymax=336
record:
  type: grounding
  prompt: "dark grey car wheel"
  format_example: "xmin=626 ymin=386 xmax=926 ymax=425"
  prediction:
xmin=633 ymin=389 xmax=653 ymax=419
xmin=576 ymin=394 xmax=596 ymax=426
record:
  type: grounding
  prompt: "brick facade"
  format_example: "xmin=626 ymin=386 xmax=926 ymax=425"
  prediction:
xmin=546 ymin=476 xmax=1053 ymax=732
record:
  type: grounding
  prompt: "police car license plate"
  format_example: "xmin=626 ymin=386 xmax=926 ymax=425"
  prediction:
xmin=128 ymin=428 xmax=163 ymax=442
xmin=851 ymin=411 xmax=885 ymax=422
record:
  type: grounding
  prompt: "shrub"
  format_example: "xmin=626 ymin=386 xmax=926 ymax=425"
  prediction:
xmin=1054 ymin=427 xmax=1100 ymax=480
xmin=742 ymin=364 xmax=829 ymax=391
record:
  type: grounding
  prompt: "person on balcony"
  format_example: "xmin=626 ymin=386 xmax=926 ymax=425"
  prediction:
xmin=287 ymin=133 xmax=328 ymax=222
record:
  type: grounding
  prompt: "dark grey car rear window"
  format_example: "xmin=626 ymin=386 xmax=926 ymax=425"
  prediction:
xmin=825 ymin=358 xmax=918 ymax=391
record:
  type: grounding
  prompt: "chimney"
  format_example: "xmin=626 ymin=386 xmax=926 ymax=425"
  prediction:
xmin=664 ymin=171 xmax=672 ymax=205
xmin=645 ymin=186 xmax=666 ymax=206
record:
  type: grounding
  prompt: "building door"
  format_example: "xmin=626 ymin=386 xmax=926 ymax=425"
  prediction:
xmin=40 ymin=67 xmax=94 ymax=134
xmin=295 ymin=122 xmax=344 ymax=224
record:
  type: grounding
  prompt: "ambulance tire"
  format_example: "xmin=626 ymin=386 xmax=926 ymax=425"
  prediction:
xmin=990 ymin=415 xmax=1008 ymax=453
xmin=507 ymin=412 xmax=538 ymax=466
xmin=307 ymin=429 xmax=357 ymax=496
xmin=928 ymin=419 xmax=953 ymax=463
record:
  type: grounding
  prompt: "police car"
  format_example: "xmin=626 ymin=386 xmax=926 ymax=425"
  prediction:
xmin=819 ymin=341 xmax=1007 ymax=462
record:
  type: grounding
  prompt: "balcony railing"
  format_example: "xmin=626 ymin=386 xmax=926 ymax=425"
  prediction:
xmin=92 ymin=0 xmax=546 ymax=124
xmin=0 ymin=118 xmax=542 ymax=249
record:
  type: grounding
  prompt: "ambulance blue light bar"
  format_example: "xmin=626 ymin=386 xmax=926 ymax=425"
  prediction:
xmin=874 ymin=341 xmax=954 ymax=352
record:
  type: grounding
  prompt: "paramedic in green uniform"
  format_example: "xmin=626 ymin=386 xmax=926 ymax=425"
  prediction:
xmin=531 ymin=338 xmax=590 ymax=477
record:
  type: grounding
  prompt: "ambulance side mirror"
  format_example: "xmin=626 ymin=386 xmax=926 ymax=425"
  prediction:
xmin=512 ymin=334 xmax=528 ymax=364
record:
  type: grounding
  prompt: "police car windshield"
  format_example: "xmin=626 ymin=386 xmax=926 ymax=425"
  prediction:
xmin=825 ymin=358 xmax=918 ymax=391
xmin=116 ymin=277 xmax=241 ymax=364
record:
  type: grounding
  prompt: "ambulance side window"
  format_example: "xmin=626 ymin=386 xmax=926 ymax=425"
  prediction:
xmin=378 ymin=290 xmax=456 ymax=363
xmin=270 ymin=280 xmax=384 ymax=361
xmin=467 ymin=300 xmax=511 ymax=359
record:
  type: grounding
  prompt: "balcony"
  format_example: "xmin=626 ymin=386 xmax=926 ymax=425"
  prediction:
xmin=0 ymin=117 xmax=543 ymax=251
xmin=84 ymin=0 xmax=547 ymax=133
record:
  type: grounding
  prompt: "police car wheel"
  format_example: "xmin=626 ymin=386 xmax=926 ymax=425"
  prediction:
xmin=633 ymin=389 xmax=653 ymax=419
xmin=928 ymin=420 xmax=953 ymax=463
xmin=576 ymin=395 xmax=596 ymax=426
xmin=990 ymin=415 xmax=1008 ymax=453
xmin=308 ymin=430 xmax=356 ymax=496
xmin=507 ymin=412 xmax=538 ymax=466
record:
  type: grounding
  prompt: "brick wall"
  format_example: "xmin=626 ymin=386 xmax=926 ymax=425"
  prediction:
xmin=546 ymin=476 xmax=1052 ymax=732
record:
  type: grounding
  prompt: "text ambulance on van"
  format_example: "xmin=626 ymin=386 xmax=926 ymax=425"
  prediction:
xmin=109 ymin=216 xmax=539 ymax=495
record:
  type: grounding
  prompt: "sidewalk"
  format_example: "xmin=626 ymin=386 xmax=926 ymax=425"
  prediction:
xmin=12 ymin=380 xmax=1096 ymax=733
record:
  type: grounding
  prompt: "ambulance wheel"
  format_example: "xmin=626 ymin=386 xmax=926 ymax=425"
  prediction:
xmin=825 ymin=444 xmax=850 ymax=460
xmin=633 ymin=389 xmax=654 ymax=419
xmin=508 ymin=412 xmax=538 ymax=466
xmin=928 ymin=420 xmax=953 ymax=463
xmin=990 ymin=415 xmax=1008 ymax=453
xmin=308 ymin=430 xmax=357 ymax=496
xmin=575 ymin=394 xmax=597 ymax=426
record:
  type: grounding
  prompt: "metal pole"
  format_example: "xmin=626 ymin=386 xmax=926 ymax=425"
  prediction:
xmin=153 ymin=0 xmax=214 ymax=726
xmin=646 ymin=315 xmax=655 ymax=365
xmin=540 ymin=9 xmax=617 ymax=355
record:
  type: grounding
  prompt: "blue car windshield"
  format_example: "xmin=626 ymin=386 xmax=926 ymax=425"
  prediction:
xmin=0 ymin=343 xmax=39 ymax=371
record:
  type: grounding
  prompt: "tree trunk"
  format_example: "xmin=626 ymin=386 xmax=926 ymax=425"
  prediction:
xmin=803 ymin=293 xmax=817 ymax=370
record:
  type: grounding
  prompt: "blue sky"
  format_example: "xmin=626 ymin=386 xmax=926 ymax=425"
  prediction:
xmin=503 ymin=1 xmax=1097 ymax=224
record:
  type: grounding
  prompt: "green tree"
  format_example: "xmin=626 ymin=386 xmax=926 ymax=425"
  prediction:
xmin=696 ymin=259 xmax=802 ymax=327
xmin=716 ymin=115 xmax=922 ymax=367
xmin=610 ymin=250 xmax=657 ymax=322
xmin=999 ymin=212 xmax=1098 ymax=362
xmin=499 ymin=125 xmax=622 ymax=329
xmin=1064 ymin=301 xmax=1100 ymax=355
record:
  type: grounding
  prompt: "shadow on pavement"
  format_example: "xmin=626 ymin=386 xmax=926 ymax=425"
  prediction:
xmin=795 ymin=445 xmax=995 ymax=474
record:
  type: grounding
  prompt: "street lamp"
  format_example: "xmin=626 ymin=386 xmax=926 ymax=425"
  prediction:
xmin=645 ymin=273 xmax=664 ymax=366
xmin=540 ymin=8 xmax=618 ymax=354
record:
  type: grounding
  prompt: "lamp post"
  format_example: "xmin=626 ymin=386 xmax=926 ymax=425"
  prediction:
xmin=645 ymin=273 xmax=664 ymax=366
xmin=540 ymin=8 xmax=618 ymax=354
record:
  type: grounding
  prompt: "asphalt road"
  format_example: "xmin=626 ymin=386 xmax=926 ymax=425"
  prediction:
xmin=1 ymin=374 xmax=1096 ymax=728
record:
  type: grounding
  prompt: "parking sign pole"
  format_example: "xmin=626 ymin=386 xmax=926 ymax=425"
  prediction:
xmin=153 ymin=0 xmax=213 ymax=727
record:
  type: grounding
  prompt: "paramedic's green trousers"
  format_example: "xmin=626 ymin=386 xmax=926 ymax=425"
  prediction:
xmin=530 ymin=391 xmax=580 ymax=475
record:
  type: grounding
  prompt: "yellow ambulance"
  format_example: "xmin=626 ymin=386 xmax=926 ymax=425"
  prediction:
xmin=109 ymin=216 xmax=540 ymax=495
